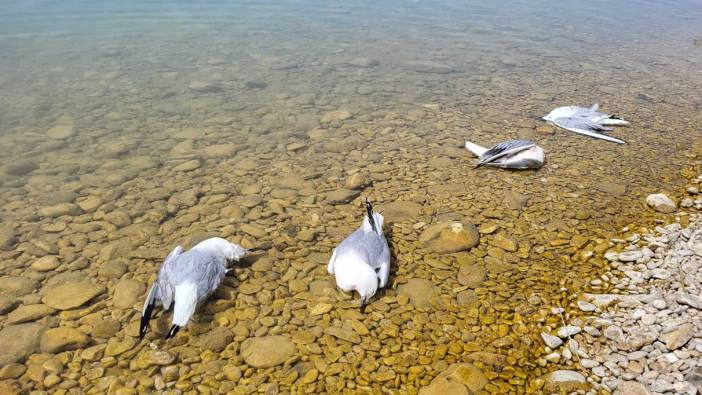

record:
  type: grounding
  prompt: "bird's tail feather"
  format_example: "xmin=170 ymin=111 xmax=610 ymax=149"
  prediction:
xmin=465 ymin=141 xmax=487 ymax=156
xmin=590 ymin=103 xmax=600 ymax=112
xmin=140 ymin=284 xmax=159 ymax=339
xmin=172 ymin=282 xmax=198 ymax=327
xmin=362 ymin=199 xmax=384 ymax=237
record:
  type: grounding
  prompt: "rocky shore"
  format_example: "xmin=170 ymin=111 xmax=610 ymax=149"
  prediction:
xmin=535 ymin=179 xmax=702 ymax=394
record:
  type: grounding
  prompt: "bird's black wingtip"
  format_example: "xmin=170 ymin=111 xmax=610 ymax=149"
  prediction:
xmin=165 ymin=324 xmax=181 ymax=340
xmin=365 ymin=198 xmax=377 ymax=233
xmin=139 ymin=303 xmax=155 ymax=340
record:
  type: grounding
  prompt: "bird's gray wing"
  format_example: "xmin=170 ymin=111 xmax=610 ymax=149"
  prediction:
xmin=478 ymin=140 xmax=535 ymax=165
xmin=157 ymin=245 xmax=183 ymax=309
xmin=556 ymin=117 xmax=612 ymax=131
xmin=553 ymin=117 xmax=625 ymax=144
xmin=167 ymin=250 xmax=227 ymax=299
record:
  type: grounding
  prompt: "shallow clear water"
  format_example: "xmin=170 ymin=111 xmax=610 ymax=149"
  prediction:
xmin=1 ymin=1 xmax=701 ymax=393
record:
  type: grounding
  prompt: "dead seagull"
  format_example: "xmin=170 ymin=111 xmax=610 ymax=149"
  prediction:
xmin=140 ymin=237 xmax=247 ymax=339
xmin=465 ymin=139 xmax=544 ymax=169
xmin=327 ymin=199 xmax=390 ymax=312
xmin=542 ymin=103 xmax=629 ymax=144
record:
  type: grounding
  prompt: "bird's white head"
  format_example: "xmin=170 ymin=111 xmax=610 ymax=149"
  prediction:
xmin=193 ymin=237 xmax=247 ymax=262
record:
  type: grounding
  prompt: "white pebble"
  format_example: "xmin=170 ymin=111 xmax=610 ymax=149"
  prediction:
xmin=580 ymin=358 xmax=600 ymax=368
xmin=541 ymin=332 xmax=563 ymax=348
xmin=557 ymin=325 xmax=582 ymax=338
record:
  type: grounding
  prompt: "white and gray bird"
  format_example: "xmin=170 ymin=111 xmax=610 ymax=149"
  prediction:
xmin=542 ymin=103 xmax=629 ymax=144
xmin=465 ymin=139 xmax=545 ymax=169
xmin=327 ymin=199 xmax=390 ymax=312
xmin=140 ymin=237 xmax=247 ymax=339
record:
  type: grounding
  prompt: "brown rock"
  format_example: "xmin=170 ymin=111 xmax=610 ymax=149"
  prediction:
xmin=381 ymin=201 xmax=423 ymax=222
xmin=615 ymin=381 xmax=651 ymax=395
xmin=659 ymin=323 xmax=694 ymax=350
xmin=6 ymin=304 xmax=55 ymax=324
xmin=324 ymin=326 xmax=361 ymax=344
xmin=457 ymin=264 xmax=486 ymax=288
xmin=0 ymin=277 xmax=38 ymax=297
xmin=325 ymin=189 xmax=361 ymax=205
xmin=596 ymin=182 xmax=627 ymax=195
xmin=40 ymin=327 xmax=89 ymax=353
xmin=241 ymin=336 xmax=295 ymax=368
xmin=113 ymin=279 xmax=145 ymax=309
xmin=198 ymin=327 xmax=233 ymax=352
xmin=42 ymin=282 xmax=105 ymax=310
xmin=419 ymin=363 xmax=487 ymax=395
xmin=420 ymin=222 xmax=480 ymax=254
xmin=0 ymin=323 xmax=46 ymax=365
xmin=398 ymin=278 xmax=436 ymax=308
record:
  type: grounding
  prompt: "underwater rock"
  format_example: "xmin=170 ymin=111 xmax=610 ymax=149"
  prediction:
xmin=320 ymin=110 xmax=351 ymax=123
xmin=419 ymin=221 xmax=480 ymax=254
xmin=240 ymin=336 xmax=295 ymax=368
xmin=419 ymin=363 xmax=487 ymax=395
xmin=398 ymin=278 xmax=436 ymax=308
xmin=112 ymin=279 xmax=145 ymax=309
xmin=42 ymin=282 xmax=105 ymax=310
xmin=404 ymin=60 xmax=455 ymax=74
xmin=646 ymin=193 xmax=676 ymax=213
xmin=0 ymin=277 xmax=39 ymax=297
xmin=0 ymin=323 xmax=46 ymax=365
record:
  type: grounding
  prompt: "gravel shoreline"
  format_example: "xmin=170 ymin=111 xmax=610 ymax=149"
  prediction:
xmin=537 ymin=176 xmax=702 ymax=395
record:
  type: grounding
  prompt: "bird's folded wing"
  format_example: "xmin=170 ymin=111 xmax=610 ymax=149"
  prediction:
xmin=553 ymin=117 xmax=625 ymax=144
xmin=479 ymin=140 xmax=535 ymax=164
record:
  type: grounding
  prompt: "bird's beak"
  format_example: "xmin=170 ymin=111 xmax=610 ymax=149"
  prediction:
xmin=359 ymin=299 xmax=367 ymax=314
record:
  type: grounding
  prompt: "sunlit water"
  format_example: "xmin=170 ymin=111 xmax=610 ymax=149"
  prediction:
xmin=1 ymin=1 xmax=701 ymax=393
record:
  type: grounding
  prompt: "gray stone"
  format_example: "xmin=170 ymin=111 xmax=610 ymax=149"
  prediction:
xmin=557 ymin=325 xmax=581 ymax=338
xmin=604 ymin=325 xmax=626 ymax=343
xmin=677 ymin=293 xmax=702 ymax=309
xmin=541 ymin=332 xmax=563 ymax=348
xmin=646 ymin=193 xmax=676 ymax=213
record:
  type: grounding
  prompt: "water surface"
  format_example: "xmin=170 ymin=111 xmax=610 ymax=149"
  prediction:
xmin=1 ymin=1 xmax=701 ymax=393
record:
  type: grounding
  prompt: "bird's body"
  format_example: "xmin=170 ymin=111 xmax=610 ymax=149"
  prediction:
xmin=328 ymin=200 xmax=390 ymax=310
xmin=542 ymin=103 xmax=629 ymax=144
xmin=465 ymin=139 xmax=544 ymax=169
xmin=140 ymin=237 xmax=247 ymax=339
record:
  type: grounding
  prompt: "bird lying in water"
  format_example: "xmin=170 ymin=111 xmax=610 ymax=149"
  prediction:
xmin=140 ymin=237 xmax=247 ymax=339
xmin=465 ymin=139 xmax=544 ymax=169
xmin=328 ymin=199 xmax=390 ymax=312
xmin=542 ymin=103 xmax=629 ymax=144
